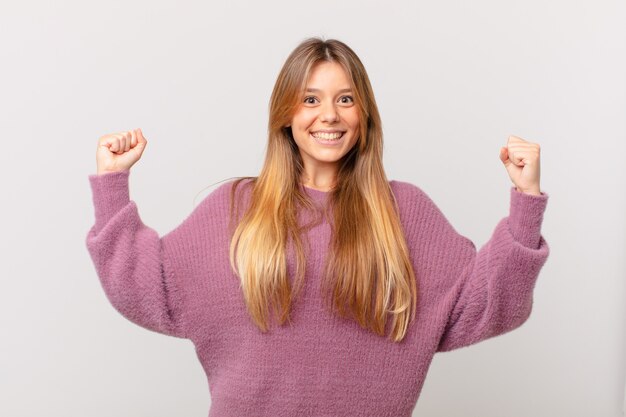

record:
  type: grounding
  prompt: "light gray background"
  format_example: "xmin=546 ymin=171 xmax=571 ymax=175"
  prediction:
xmin=1 ymin=0 xmax=624 ymax=416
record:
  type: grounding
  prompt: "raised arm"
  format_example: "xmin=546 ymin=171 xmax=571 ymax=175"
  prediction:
xmin=85 ymin=169 xmax=187 ymax=338
xmin=85 ymin=128 xmax=187 ymax=338
xmin=435 ymin=186 xmax=549 ymax=352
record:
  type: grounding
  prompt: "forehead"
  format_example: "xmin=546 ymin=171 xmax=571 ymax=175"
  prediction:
xmin=305 ymin=61 xmax=351 ymax=87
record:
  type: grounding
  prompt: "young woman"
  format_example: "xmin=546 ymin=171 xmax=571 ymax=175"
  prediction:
xmin=86 ymin=37 xmax=549 ymax=416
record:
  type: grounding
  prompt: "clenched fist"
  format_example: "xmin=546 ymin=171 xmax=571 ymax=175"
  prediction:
xmin=499 ymin=135 xmax=542 ymax=196
xmin=96 ymin=128 xmax=147 ymax=175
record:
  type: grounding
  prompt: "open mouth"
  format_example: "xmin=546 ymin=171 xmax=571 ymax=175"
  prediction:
xmin=310 ymin=131 xmax=345 ymax=143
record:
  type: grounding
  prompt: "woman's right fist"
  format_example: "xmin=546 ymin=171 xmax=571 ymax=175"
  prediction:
xmin=96 ymin=128 xmax=147 ymax=175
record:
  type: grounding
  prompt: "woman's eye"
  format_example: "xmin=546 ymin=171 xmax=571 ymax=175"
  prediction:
xmin=303 ymin=95 xmax=353 ymax=104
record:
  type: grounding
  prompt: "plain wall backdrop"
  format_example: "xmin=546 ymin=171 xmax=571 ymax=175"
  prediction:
xmin=1 ymin=0 xmax=624 ymax=416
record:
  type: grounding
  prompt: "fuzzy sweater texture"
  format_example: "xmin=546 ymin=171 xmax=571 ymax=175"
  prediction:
xmin=85 ymin=169 xmax=549 ymax=417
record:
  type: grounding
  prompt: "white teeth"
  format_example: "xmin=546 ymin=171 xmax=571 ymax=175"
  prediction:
xmin=312 ymin=131 xmax=343 ymax=140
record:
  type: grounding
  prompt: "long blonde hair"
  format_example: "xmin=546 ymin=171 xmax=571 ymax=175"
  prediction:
xmin=227 ymin=37 xmax=417 ymax=342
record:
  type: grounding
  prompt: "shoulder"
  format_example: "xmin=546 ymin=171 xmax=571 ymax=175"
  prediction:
xmin=195 ymin=177 xmax=255 ymax=211
xmin=388 ymin=179 xmax=459 ymax=236
xmin=389 ymin=179 xmax=426 ymax=199
xmin=162 ymin=177 xmax=255 ymax=240
xmin=389 ymin=179 xmax=438 ymax=212
xmin=199 ymin=176 xmax=255 ymax=221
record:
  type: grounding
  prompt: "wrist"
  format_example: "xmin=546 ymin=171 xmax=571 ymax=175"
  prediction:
xmin=96 ymin=168 xmax=128 ymax=176
xmin=515 ymin=186 xmax=541 ymax=196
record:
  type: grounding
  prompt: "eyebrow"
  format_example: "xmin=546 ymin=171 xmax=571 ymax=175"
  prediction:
xmin=305 ymin=88 xmax=353 ymax=94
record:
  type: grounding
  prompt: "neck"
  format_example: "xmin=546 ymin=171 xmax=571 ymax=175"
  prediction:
xmin=300 ymin=169 xmax=337 ymax=192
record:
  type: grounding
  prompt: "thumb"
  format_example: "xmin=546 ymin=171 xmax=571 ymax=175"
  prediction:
xmin=499 ymin=146 xmax=510 ymax=166
xmin=134 ymin=128 xmax=148 ymax=154
xmin=136 ymin=128 xmax=147 ymax=147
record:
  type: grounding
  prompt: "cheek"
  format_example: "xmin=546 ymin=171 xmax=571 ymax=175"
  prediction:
xmin=292 ymin=110 xmax=316 ymax=130
xmin=347 ymin=115 xmax=360 ymax=132
xmin=343 ymin=108 xmax=360 ymax=127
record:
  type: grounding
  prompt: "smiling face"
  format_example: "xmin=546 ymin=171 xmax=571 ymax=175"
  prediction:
xmin=288 ymin=61 xmax=360 ymax=184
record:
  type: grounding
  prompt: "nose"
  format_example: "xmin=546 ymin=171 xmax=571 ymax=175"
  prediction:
xmin=320 ymin=102 xmax=339 ymax=123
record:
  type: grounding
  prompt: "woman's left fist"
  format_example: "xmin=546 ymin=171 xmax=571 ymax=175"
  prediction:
xmin=499 ymin=135 xmax=541 ymax=196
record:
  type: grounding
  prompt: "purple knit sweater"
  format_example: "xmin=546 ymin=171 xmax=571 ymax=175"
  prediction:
xmin=85 ymin=169 xmax=549 ymax=417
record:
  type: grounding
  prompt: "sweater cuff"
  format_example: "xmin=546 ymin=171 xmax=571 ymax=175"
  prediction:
xmin=507 ymin=186 xmax=548 ymax=249
xmin=88 ymin=169 xmax=132 ymax=233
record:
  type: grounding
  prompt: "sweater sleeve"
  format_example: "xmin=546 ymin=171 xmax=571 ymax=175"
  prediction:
xmin=84 ymin=169 xmax=186 ymax=339
xmin=433 ymin=186 xmax=550 ymax=352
